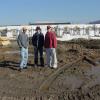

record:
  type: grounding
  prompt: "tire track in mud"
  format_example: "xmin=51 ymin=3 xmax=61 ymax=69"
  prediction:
xmin=38 ymin=57 xmax=83 ymax=92
xmin=38 ymin=55 xmax=99 ymax=92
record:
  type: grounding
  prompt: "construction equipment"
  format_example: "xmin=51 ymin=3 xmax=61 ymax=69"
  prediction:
xmin=0 ymin=37 xmax=11 ymax=47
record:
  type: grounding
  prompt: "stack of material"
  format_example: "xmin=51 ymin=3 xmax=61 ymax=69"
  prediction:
xmin=0 ymin=37 xmax=11 ymax=47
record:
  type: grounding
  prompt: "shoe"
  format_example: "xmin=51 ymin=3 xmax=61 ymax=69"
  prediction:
xmin=40 ymin=64 xmax=44 ymax=67
xmin=23 ymin=67 xmax=27 ymax=69
xmin=52 ymin=65 xmax=57 ymax=69
xmin=18 ymin=68 xmax=22 ymax=72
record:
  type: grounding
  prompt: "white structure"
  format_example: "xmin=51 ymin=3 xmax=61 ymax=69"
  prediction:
xmin=0 ymin=23 xmax=100 ymax=41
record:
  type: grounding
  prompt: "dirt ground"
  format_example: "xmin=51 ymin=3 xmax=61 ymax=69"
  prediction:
xmin=0 ymin=39 xmax=100 ymax=100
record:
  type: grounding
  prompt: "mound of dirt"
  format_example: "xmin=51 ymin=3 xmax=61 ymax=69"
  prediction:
xmin=0 ymin=39 xmax=100 ymax=99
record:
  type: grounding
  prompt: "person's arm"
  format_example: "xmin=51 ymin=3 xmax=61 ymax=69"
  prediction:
xmin=17 ymin=34 xmax=22 ymax=48
xmin=27 ymin=35 xmax=29 ymax=48
xmin=44 ymin=34 xmax=47 ymax=48
xmin=52 ymin=32 xmax=57 ymax=48
xmin=32 ymin=34 xmax=35 ymax=46
xmin=41 ymin=34 xmax=44 ymax=47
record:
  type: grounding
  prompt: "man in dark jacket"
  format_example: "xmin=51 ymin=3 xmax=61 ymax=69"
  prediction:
xmin=32 ymin=27 xmax=44 ymax=67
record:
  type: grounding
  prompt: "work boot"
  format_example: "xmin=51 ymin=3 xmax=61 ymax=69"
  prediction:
xmin=23 ymin=67 xmax=28 ymax=69
xmin=34 ymin=58 xmax=38 ymax=67
xmin=18 ymin=68 xmax=22 ymax=72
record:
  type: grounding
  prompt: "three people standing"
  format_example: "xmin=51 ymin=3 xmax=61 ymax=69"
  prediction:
xmin=17 ymin=26 xmax=57 ymax=71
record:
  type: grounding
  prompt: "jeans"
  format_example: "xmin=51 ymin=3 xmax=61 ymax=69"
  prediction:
xmin=34 ymin=47 xmax=44 ymax=65
xmin=20 ymin=47 xmax=28 ymax=69
xmin=46 ymin=48 xmax=57 ymax=68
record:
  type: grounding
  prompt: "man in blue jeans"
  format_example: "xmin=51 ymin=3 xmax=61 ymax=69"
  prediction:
xmin=32 ymin=26 xmax=44 ymax=67
xmin=17 ymin=27 xmax=29 ymax=71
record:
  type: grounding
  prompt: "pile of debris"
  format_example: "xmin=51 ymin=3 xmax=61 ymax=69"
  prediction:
xmin=0 ymin=37 xmax=11 ymax=47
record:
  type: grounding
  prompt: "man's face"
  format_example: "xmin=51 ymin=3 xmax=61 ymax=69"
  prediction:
xmin=47 ymin=28 xmax=51 ymax=32
xmin=23 ymin=29 xmax=27 ymax=33
xmin=37 ymin=30 xmax=41 ymax=33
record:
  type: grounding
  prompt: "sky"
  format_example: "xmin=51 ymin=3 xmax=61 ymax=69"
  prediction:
xmin=0 ymin=0 xmax=100 ymax=25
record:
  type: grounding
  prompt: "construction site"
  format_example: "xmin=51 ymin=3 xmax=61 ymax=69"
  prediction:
xmin=0 ymin=37 xmax=100 ymax=100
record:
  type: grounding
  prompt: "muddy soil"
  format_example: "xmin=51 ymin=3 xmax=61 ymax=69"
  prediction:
xmin=0 ymin=39 xmax=100 ymax=100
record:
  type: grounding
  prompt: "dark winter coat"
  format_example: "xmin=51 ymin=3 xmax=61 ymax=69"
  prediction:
xmin=32 ymin=32 xmax=44 ymax=48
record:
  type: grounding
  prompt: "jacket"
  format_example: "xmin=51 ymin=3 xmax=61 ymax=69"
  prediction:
xmin=17 ymin=32 xmax=29 ymax=48
xmin=32 ymin=32 xmax=44 ymax=48
xmin=44 ymin=31 xmax=57 ymax=48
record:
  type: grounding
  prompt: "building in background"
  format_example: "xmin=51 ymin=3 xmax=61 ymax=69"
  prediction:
xmin=0 ymin=23 xmax=100 ymax=41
